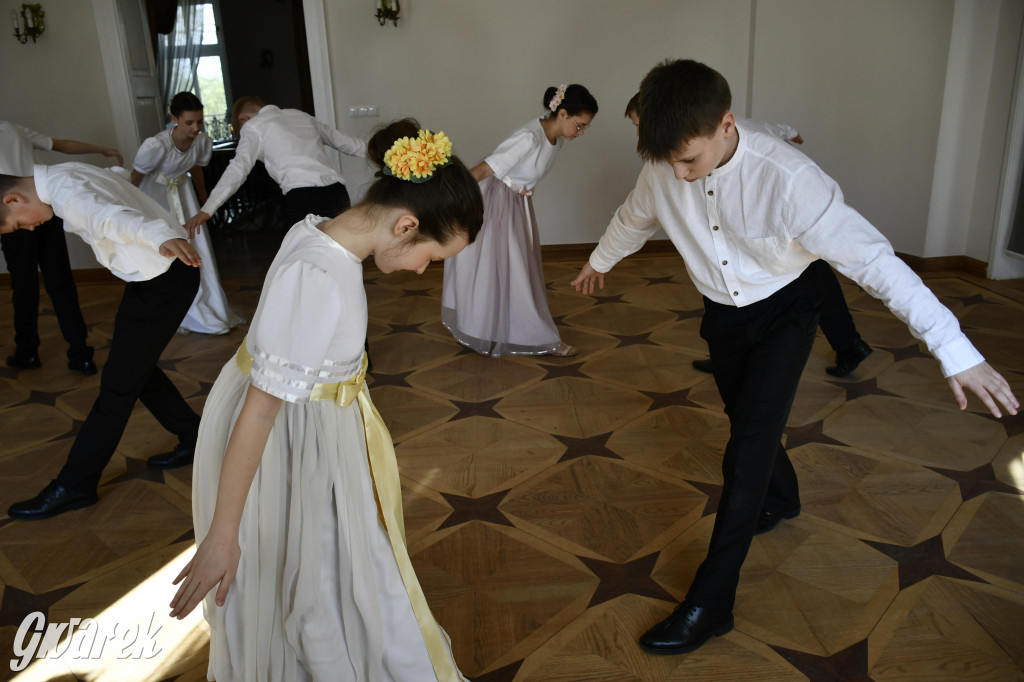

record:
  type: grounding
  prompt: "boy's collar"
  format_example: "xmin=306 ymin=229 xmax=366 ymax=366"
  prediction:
xmin=32 ymin=165 xmax=51 ymax=205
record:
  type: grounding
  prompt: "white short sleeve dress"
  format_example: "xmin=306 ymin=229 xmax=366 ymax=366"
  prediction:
xmin=192 ymin=218 xmax=465 ymax=681
xmin=133 ymin=129 xmax=243 ymax=334
xmin=441 ymin=118 xmax=564 ymax=356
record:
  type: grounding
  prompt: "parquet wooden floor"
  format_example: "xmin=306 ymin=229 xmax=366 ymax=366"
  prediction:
xmin=1 ymin=244 xmax=1023 ymax=681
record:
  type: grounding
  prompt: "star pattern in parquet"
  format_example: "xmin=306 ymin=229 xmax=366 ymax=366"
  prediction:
xmin=0 ymin=245 xmax=1022 ymax=681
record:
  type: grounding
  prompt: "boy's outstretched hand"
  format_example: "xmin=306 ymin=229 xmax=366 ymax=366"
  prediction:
xmin=160 ymin=238 xmax=202 ymax=267
xmin=572 ymin=262 xmax=605 ymax=294
xmin=186 ymin=211 xmax=211 ymax=239
xmin=948 ymin=361 xmax=1019 ymax=418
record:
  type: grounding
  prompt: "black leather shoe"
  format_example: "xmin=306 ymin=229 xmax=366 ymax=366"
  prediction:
xmin=755 ymin=505 xmax=801 ymax=535
xmin=8 ymin=480 xmax=98 ymax=520
xmin=692 ymin=358 xmax=713 ymax=374
xmin=68 ymin=359 xmax=98 ymax=376
xmin=147 ymin=444 xmax=195 ymax=469
xmin=639 ymin=601 xmax=734 ymax=655
xmin=826 ymin=339 xmax=873 ymax=378
xmin=6 ymin=353 xmax=41 ymax=369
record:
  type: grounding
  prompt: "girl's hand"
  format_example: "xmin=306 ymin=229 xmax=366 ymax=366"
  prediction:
xmin=947 ymin=362 xmax=1019 ymax=418
xmin=169 ymin=529 xmax=240 ymax=619
xmin=186 ymin=211 xmax=211 ymax=238
xmin=571 ymin=262 xmax=605 ymax=295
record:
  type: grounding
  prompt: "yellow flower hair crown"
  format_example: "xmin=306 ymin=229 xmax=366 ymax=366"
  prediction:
xmin=382 ymin=129 xmax=453 ymax=183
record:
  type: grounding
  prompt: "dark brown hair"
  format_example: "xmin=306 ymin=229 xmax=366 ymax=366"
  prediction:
xmin=363 ymin=119 xmax=483 ymax=245
xmin=637 ymin=59 xmax=731 ymax=162
xmin=542 ymin=84 xmax=599 ymax=117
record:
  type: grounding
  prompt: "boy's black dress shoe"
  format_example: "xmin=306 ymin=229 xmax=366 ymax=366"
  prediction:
xmin=692 ymin=358 xmax=713 ymax=374
xmin=755 ymin=504 xmax=801 ymax=535
xmin=826 ymin=339 xmax=873 ymax=377
xmin=6 ymin=353 xmax=41 ymax=369
xmin=67 ymin=359 xmax=98 ymax=376
xmin=146 ymin=444 xmax=195 ymax=469
xmin=639 ymin=601 xmax=734 ymax=655
xmin=8 ymin=480 xmax=99 ymax=520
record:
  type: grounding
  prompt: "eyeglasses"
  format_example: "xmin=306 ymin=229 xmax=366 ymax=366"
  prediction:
xmin=569 ymin=116 xmax=590 ymax=134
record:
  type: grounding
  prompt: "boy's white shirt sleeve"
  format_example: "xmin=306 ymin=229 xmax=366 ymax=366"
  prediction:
xmin=58 ymin=187 xmax=182 ymax=251
xmin=589 ymin=164 xmax=662 ymax=273
xmin=786 ymin=165 xmax=984 ymax=377
xmin=16 ymin=123 xmax=53 ymax=152
xmin=315 ymin=120 xmax=368 ymax=159
xmin=759 ymin=121 xmax=799 ymax=142
xmin=200 ymin=128 xmax=262 ymax=215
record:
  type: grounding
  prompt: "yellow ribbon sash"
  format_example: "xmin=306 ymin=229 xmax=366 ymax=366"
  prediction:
xmin=155 ymin=172 xmax=189 ymax=226
xmin=235 ymin=341 xmax=460 ymax=681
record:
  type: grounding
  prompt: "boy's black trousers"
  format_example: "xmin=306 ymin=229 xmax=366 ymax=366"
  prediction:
xmin=57 ymin=259 xmax=201 ymax=493
xmin=686 ymin=261 xmax=826 ymax=611
xmin=0 ymin=216 xmax=92 ymax=363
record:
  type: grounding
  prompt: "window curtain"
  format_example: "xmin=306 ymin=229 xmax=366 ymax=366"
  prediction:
xmin=157 ymin=0 xmax=204 ymax=122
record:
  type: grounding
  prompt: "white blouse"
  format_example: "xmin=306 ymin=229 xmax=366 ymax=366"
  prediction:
xmin=484 ymin=118 xmax=563 ymax=191
xmin=245 ymin=217 xmax=367 ymax=402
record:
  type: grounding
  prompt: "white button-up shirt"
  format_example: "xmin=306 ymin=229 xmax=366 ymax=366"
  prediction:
xmin=201 ymin=105 xmax=367 ymax=216
xmin=589 ymin=120 xmax=983 ymax=377
xmin=36 ymin=163 xmax=186 ymax=282
xmin=0 ymin=121 xmax=52 ymax=176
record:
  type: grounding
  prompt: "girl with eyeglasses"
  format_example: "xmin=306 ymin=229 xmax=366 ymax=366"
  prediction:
xmin=442 ymin=83 xmax=597 ymax=357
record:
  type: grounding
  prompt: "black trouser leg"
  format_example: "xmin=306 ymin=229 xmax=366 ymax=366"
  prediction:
xmin=34 ymin=218 xmax=92 ymax=363
xmin=809 ymin=259 xmax=861 ymax=353
xmin=280 ymin=182 xmax=351 ymax=228
xmin=1 ymin=225 xmax=42 ymax=356
xmin=685 ymin=266 xmax=823 ymax=611
xmin=56 ymin=261 xmax=200 ymax=493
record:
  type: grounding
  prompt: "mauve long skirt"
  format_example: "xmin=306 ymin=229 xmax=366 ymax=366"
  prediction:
xmin=441 ymin=176 xmax=561 ymax=357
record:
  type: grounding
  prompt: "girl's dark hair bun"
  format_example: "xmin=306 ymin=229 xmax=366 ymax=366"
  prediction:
xmin=367 ymin=118 xmax=421 ymax=169
xmin=541 ymin=84 xmax=599 ymax=117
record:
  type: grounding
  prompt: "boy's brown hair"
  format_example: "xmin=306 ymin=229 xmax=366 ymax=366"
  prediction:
xmin=230 ymin=96 xmax=266 ymax=138
xmin=637 ymin=59 xmax=732 ymax=162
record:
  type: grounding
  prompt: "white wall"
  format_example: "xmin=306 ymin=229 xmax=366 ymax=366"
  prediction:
xmin=0 ymin=0 xmax=113 ymax=272
xmin=751 ymin=0 xmax=953 ymax=255
xmin=324 ymin=0 xmax=754 ymax=246
xmin=1 ymin=0 xmax=1020 ymax=273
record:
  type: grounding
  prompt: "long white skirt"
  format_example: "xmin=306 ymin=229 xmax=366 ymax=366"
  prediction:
xmin=441 ymin=176 xmax=561 ymax=356
xmin=192 ymin=358 xmax=465 ymax=681
xmin=137 ymin=171 xmax=243 ymax=335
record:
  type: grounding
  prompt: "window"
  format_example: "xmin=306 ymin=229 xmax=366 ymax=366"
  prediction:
xmin=160 ymin=1 xmax=232 ymax=142
xmin=195 ymin=3 xmax=231 ymax=141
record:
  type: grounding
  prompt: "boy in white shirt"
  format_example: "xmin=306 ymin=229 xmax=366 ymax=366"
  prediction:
xmin=1 ymin=163 xmax=203 ymax=520
xmin=573 ymin=59 xmax=1018 ymax=656
xmin=0 ymin=121 xmax=122 ymax=374
xmin=185 ymin=96 xmax=367 ymax=235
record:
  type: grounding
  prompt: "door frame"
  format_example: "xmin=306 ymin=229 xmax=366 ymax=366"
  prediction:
xmin=94 ymin=0 xmax=336 ymax=164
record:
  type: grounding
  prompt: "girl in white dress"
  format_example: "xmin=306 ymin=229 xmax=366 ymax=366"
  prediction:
xmin=132 ymin=92 xmax=243 ymax=335
xmin=169 ymin=119 xmax=483 ymax=682
xmin=442 ymin=83 xmax=598 ymax=357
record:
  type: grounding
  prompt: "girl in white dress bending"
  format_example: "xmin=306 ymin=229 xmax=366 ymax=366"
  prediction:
xmin=169 ymin=119 xmax=482 ymax=682
xmin=132 ymin=92 xmax=243 ymax=335
xmin=442 ymin=83 xmax=598 ymax=357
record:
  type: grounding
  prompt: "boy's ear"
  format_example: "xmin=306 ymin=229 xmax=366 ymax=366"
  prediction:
xmin=392 ymin=213 xmax=420 ymax=238
xmin=2 ymin=192 xmax=24 ymax=208
xmin=721 ymin=112 xmax=737 ymax=136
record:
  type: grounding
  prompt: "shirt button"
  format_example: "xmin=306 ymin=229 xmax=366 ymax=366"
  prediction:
xmin=732 ymin=291 xmax=739 ymax=296
xmin=708 ymin=190 xmax=714 ymax=196
xmin=722 ymin=260 xmax=728 ymax=265
xmin=712 ymin=225 xmax=719 ymax=231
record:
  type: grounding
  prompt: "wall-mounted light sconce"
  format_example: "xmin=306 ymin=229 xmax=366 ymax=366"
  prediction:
xmin=11 ymin=3 xmax=45 ymax=44
xmin=375 ymin=0 xmax=399 ymax=27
